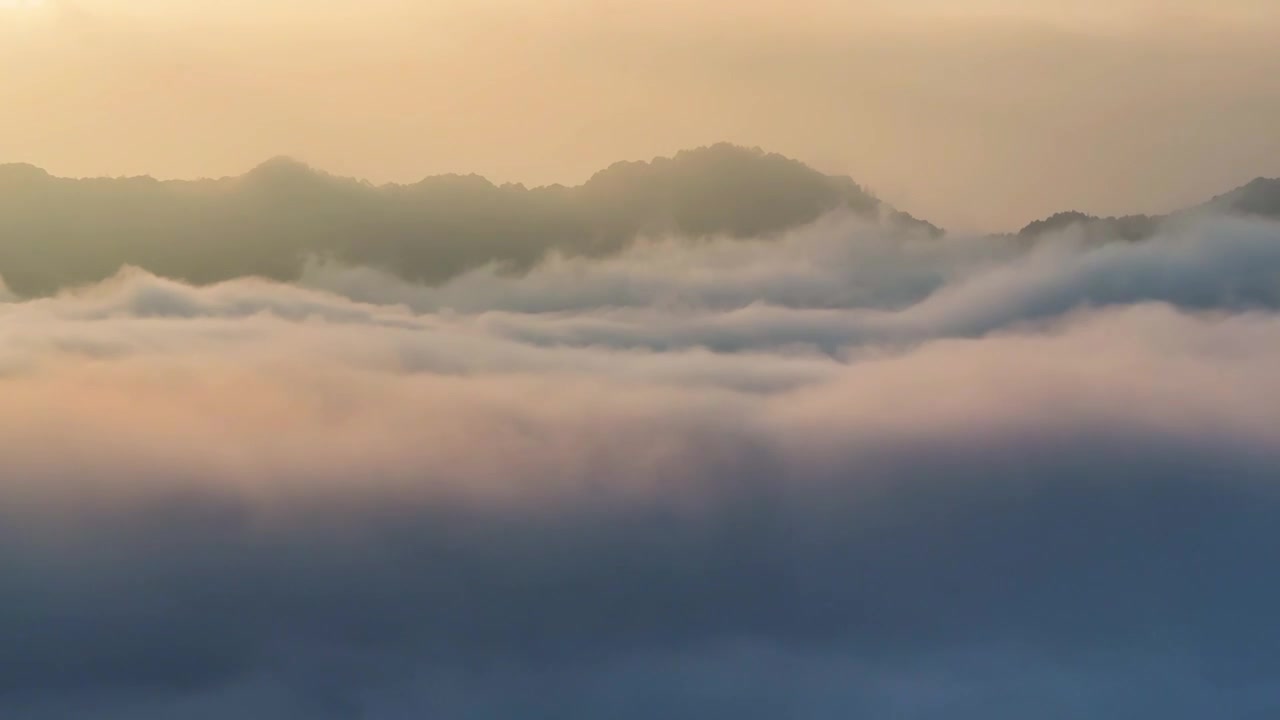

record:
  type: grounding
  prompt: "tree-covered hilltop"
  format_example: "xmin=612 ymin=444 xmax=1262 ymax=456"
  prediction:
xmin=0 ymin=144 xmax=937 ymax=297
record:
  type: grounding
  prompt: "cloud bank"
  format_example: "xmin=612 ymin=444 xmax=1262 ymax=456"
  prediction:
xmin=3 ymin=209 xmax=1280 ymax=718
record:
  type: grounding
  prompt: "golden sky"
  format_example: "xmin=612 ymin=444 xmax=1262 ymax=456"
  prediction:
xmin=3 ymin=0 xmax=1279 ymax=230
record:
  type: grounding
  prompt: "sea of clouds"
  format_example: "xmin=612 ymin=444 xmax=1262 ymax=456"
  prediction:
xmin=3 ymin=212 xmax=1280 ymax=718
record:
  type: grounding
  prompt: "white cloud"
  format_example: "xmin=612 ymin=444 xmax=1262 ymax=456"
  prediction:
xmin=4 ymin=213 xmax=1280 ymax=717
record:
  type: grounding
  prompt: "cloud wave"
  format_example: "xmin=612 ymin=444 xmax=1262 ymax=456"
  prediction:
xmin=3 ymin=214 xmax=1280 ymax=718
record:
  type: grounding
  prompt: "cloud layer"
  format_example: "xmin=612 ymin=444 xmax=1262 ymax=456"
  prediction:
xmin=3 ymin=212 xmax=1280 ymax=718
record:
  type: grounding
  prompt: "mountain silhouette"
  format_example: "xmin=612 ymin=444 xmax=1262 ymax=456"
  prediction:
xmin=0 ymin=144 xmax=936 ymax=297
xmin=1 ymin=144 xmax=1276 ymax=296
xmin=1017 ymin=177 xmax=1280 ymax=242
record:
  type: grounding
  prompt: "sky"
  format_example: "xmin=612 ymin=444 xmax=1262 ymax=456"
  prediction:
xmin=3 ymin=0 xmax=1280 ymax=230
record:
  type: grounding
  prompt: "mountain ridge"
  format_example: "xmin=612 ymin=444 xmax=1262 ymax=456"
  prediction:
xmin=1 ymin=144 xmax=1277 ymax=296
xmin=1015 ymin=176 xmax=1280 ymax=241
xmin=0 ymin=144 xmax=936 ymax=296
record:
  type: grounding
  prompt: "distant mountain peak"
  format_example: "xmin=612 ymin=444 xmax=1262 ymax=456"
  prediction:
xmin=1016 ymin=175 xmax=1280 ymax=242
xmin=243 ymin=156 xmax=320 ymax=182
xmin=0 ymin=163 xmax=51 ymax=183
xmin=1017 ymin=211 xmax=1097 ymax=238
xmin=1201 ymin=176 xmax=1280 ymax=217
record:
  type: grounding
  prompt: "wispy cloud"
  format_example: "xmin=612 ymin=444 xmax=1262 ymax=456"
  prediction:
xmin=3 ymin=208 xmax=1280 ymax=717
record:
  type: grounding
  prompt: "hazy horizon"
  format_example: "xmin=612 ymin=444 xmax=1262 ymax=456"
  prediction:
xmin=5 ymin=144 xmax=1275 ymax=236
xmin=4 ymin=0 xmax=1280 ymax=231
